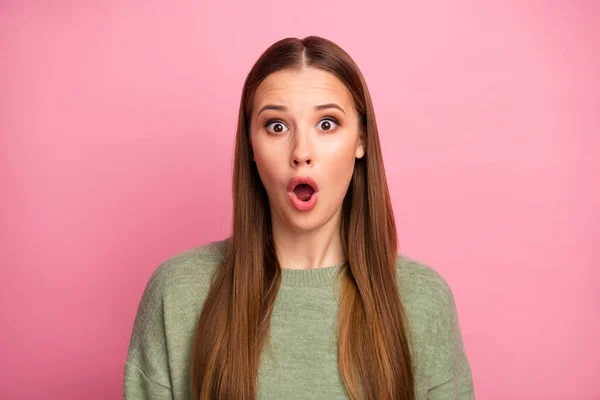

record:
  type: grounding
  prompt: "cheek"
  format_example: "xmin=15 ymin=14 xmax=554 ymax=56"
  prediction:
xmin=328 ymin=136 xmax=357 ymax=165
xmin=324 ymin=141 xmax=357 ymax=187
xmin=252 ymin=143 xmax=283 ymax=189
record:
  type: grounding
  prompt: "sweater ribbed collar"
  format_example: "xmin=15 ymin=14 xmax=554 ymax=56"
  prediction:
xmin=279 ymin=261 xmax=347 ymax=287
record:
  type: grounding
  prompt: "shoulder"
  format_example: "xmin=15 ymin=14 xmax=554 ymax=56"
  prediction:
xmin=161 ymin=236 xmax=229 ymax=270
xmin=126 ymin=239 xmax=230 ymax=392
xmin=143 ymin=237 xmax=230 ymax=296
xmin=396 ymin=254 xmax=455 ymax=300
xmin=395 ymin=254 xmax=459 ymax=331
xmin=131 ymin=238 xmax=230 ymax=338
xmin=395 ymin=255 xmax=475 ymax=396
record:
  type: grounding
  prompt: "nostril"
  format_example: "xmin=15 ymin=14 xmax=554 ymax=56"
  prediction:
xmin=294 ymin=159 xmax=311 ymax=166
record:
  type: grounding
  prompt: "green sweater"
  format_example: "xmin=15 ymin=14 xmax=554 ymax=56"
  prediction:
xmin=124 ymin=238 xmax=475 ymax=399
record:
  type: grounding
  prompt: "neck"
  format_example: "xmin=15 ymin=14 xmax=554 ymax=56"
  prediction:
xmin=271 ymin=207 xmax=346 ymax=270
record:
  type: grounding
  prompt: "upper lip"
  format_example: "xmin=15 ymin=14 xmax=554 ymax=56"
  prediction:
xmin=287 ymin=176 xmax=319 ymax=193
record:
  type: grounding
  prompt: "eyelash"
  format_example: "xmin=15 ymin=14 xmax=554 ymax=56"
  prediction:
xmin=264 ymin=117 xmax=340 ymax=134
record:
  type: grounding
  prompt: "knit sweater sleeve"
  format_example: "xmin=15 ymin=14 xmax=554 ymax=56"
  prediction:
xmin=426 ymin=277 xmax=475 ymax=399
xmin=124 ymin=261 xmax=174 ymax=399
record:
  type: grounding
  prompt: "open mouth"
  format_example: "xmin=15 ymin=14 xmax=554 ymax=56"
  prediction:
xmin=293 ymin=183 xmax=315 ymax=202
xmin=287 ymin=176 xmax=319 ymax=211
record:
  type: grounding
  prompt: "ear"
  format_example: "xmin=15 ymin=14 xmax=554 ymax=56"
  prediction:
xmin=355 ymin=134 xmax=366 ymax=159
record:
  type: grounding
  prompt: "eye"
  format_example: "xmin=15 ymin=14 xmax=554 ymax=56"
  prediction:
xmin=317 ymin=117 xmax=339 ymax=132
xmin=265 ymin=120 xmax=289 ymax=135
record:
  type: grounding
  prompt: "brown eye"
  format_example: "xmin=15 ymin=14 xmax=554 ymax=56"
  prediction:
xmin=265 ymin=120 xmax=289 ymax=134
xmin=318 ymin=118 xmax=339 ymax=132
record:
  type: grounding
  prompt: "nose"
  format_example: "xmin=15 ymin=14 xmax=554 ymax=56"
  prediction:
xmin=290 ymin=128 xmax=313 ymax=168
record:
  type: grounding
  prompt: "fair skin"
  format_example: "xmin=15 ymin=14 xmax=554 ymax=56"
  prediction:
xmin=250 ymin=67 xmax=365 ymax=270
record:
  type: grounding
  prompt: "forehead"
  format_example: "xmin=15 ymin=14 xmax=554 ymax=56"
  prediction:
xmin=253 ymin=67 xmax=353 ymax=112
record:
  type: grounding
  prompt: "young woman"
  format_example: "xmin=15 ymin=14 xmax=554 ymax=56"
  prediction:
xmin=124 ymin=36 xmax=475 ymax=400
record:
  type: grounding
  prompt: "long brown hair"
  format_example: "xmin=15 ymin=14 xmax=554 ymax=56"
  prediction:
xmin=190 ymin=36 xmax=415 ymax=400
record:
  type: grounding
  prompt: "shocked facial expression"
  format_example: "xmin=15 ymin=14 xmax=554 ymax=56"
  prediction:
xmin=249 ymin=67 xmax=365 ymax=232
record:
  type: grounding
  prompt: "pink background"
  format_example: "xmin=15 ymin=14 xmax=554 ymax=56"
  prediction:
xmin=1 ymin=1 xmax=598 ymax=398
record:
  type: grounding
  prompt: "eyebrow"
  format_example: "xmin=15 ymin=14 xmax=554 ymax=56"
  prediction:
xmin=257 ymin=103 xmax=346 ymax=116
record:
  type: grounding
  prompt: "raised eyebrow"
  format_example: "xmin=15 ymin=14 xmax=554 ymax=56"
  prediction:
xmin=257 ymin=103 xmax=346 ymax=116
xmin=257 ymin=104 xmax=287 ymax=116
xmin=314 ymin=103 xmax=346 ymax=115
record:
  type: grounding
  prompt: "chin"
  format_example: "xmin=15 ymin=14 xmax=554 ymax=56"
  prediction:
xmin=285 ymin=213 xmax=323 ymax=232
xmin=287 ymin=205 xmax=342 ymax=233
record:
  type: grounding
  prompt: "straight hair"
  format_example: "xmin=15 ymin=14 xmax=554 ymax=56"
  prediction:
xmin=190 ymin=36 xmax=415 ymax=399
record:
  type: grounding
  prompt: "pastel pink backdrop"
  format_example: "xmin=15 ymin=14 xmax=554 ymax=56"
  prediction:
xmin=1 ymin=1 xmax=598 ymax=399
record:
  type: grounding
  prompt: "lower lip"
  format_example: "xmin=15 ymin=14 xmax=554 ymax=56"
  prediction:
xmin=288 ymin=191 xmax=319 ymax=211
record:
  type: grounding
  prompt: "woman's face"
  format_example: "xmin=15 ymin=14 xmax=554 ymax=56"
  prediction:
xmin=249 ymin=67 xmax=365 ymax=232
